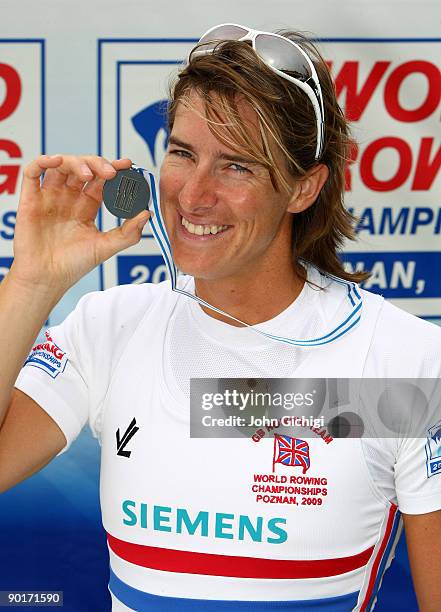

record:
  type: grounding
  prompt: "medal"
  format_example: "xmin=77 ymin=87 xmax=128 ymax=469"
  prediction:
xmin=103 ymin=166 xmax=151 ymax=219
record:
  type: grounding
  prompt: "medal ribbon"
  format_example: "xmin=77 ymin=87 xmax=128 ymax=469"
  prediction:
xmin=140 ymin=168 xmax=362 ymax=347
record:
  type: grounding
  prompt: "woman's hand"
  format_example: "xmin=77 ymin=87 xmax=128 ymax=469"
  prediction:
xmin=10 ymin=154 xmax=150 ymax=294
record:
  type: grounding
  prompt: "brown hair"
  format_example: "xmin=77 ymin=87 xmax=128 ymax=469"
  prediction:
xmin=167 ymin=31 xmax=369 ymax=283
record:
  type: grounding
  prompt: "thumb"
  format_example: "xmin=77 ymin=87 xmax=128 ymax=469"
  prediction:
xmin=120 ymin=210 xmax=152 ymax=243
xmin=99 ymin=210 xmax=151 ymax=260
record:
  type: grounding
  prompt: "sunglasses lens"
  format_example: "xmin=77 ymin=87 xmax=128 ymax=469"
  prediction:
xmin=198 ymin=25 xmax=249 ymax=48
xmin=255 ymin=34 xmax=312 ymax=80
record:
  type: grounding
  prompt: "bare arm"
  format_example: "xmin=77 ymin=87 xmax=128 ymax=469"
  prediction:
xmin=0 ymin=272 xmax=66 ymax=492
xmin=0 ymin=389 xmax=66 ymax=493
xmin=403 ymin=510 xmax=441 ymax=611
xmin=0 ymin=272 xmax=63 ymax=431
xmin=0 ymin=154 xmax=150 ymax=492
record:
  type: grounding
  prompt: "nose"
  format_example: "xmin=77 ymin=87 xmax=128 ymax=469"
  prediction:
xmin=178 ymin=165 xmax=217 ymax=214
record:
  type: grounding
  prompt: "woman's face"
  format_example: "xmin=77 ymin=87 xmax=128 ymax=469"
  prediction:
xmin=159 ymin=91 xmax=297 ymax=283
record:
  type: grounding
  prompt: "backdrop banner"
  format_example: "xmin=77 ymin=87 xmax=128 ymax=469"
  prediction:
xmin=0 ymin=1 xmax=439 ymax=610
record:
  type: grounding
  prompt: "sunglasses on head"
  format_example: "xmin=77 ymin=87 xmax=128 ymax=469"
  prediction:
xmin=192 ymin=23 xmax=325 ymax=161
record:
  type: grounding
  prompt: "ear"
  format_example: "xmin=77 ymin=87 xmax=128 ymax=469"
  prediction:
xmin=286 ymin=164 xmax=329 ymax=214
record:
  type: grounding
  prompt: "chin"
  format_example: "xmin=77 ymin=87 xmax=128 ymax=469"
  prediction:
xmin=178 ymin=263 xmax=218 ymax=280
xmin=174 ymin=257 xmax=225 ymax=281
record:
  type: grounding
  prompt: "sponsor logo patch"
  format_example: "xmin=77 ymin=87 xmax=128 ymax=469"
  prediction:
xmin=24 ymin=330 xmax=68 ymax=379
xmin=426 ymin=420 xmax=441 ymax=478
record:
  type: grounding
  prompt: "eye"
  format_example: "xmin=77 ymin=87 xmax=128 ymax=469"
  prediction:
xmin=169 ymin=148 xmax=193 ymax=159
xmin=229 ymin=163 xmax=250 ymax=174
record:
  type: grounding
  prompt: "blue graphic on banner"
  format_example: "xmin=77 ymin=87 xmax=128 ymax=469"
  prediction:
xmin=131 ymin=100 xmax=169 ymax=166
xmin=349 ymin=206 xmax=441 ymax=236
xmin=0 ymin=257 xmax=13 ymax=281
xmin=115 ymin=59 xmax=175 ymax=163
xmin=0 ymin=211 xmax=16 ymax=240
xmin=117 ymin=254 xmax=167 ymax=285
xmin=342 ymin=251 xmax=441 ymax=298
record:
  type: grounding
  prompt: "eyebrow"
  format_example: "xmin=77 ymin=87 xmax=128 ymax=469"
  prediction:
xmin=168 ymin=136 xmax=259 ymax=165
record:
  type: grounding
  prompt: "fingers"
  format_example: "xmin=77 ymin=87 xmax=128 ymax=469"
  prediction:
xmin=65 ymin=172 xmax=90 ymax=192
xmin=43 ymin=160 xmax=93 ymax=190
xmin=22 ymin=155 xmax=132 ymax=198
xmin=97 ymin=210 xmax=151 ymax=262
xmin=81 ymin=158 xmax=133 ymax=203
xmin=21 ymin=154 xmax=135 ymax=225
xmin=41 ymin=155 xmax=118 ymax=191
xmin=81 ymin=176 xmax=106 ymax=205
xmin=21 ymin=155 xmax=63 ymax=200
xmin=110 ymin=158 xmax=132 ymax=170
xmin=115 ymin=210 xmax=152 ymax=247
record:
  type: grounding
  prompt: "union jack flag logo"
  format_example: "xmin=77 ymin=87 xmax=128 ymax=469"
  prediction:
xmin=273 ymin=434 xmax=310 ymax=474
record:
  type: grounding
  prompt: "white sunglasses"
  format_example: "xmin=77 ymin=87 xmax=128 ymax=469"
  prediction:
xmin=192 ymin=23 xmax=325 ymax=161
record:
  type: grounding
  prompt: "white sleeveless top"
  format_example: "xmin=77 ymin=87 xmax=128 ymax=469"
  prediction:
xmin=16 ymin=267 xmax=441 ymax=611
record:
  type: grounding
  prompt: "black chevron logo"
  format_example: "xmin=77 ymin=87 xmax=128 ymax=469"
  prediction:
xmin=116 ymin=417 xmax=139 ymax=458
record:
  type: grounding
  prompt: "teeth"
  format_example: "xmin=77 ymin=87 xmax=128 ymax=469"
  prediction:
xmin=181 ymin=216 xmax=228 ymax=236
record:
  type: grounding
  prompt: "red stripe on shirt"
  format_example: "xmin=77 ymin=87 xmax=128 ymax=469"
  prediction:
xmin=359 ymin=504 xmax=398 ymax=611
xmin=107 ymin=534 xmax=374 ymax=579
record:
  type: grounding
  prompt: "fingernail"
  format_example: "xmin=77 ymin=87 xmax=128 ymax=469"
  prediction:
xmin=80 ymin=164 xmax=93 ymax=176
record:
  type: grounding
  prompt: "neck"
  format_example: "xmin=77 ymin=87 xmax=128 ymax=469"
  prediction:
xmin=194 ymin=259 xmax=306 ymax=327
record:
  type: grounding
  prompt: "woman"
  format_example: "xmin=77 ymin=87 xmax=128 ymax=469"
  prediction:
xmin=1 ymin=24 xmax=440 ymax=611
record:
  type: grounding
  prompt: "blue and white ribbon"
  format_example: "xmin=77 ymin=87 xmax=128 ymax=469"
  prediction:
xmin=140 ymin=168 xmax=362 ymax=348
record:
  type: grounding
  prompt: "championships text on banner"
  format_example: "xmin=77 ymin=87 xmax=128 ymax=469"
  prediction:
xmin=1 ymin=39 xmax=440 ymax=317
xmin=0 ymin=40 xmax=44 ymax=282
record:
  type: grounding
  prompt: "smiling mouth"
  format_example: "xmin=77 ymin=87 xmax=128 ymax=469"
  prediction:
xmin=181 ymin=215 xmax=229 ymax=236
